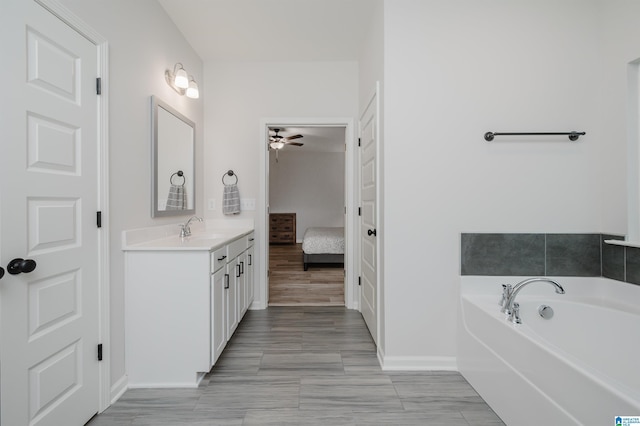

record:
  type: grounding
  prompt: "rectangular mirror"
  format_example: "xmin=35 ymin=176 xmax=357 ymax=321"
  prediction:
xmin=151 ymin=95 xmax=196 ymax=217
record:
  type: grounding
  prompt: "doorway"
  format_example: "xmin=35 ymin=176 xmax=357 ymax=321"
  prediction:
xmin=257 ymin=118 xmax=358 ymax=310
xmin=268 ymin=127 xmax=346 ymax=305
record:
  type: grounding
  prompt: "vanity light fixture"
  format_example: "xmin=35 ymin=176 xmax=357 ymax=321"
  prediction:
xmin=165 ymin=63 xmax=200 ymax=99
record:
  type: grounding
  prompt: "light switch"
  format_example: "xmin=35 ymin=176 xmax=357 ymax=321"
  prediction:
xmin=208 ymin=199 xmax=216 ymax=210
xmin=240 ymin=198 xmax=256 ymax=211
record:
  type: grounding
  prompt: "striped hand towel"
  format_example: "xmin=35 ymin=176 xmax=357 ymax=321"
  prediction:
xmin=166 ymin=184 xmax=186 ymax=210
xmin=223 ymin=183 xmax=241 ymax=215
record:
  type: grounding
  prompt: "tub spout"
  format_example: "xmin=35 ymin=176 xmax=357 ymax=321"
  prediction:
xmin=505 ymin=277 xmax=564 ymax=324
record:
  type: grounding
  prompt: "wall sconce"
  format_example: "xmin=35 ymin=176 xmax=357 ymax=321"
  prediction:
xmin=165 ymin=63 xmax=199 ymax=99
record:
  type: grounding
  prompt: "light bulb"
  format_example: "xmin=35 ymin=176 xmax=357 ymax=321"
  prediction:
xmin=186 ymin=78 xmax=199 ymax=99
xmin=270 ymin=141 xmax=285 ymax=150
xmin=174 ymin=66 xmax=188 ymax=89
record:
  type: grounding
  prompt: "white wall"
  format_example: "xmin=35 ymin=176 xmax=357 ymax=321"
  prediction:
xmin=382 ymin=0 xmax=606 ymax=367
xmin=57 ymin=0 xmax=204 ymax=395
xmin=269 ymin=150 xmax=345 ymax=242
xmin=600 ymin=1 xmax=640 ymax=237
xmin=203 ymin=60 xmax=358 ymax=307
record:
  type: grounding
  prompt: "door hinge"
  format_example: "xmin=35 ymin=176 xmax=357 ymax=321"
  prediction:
xmin=97 ymin=211 xmax=102 ymax=228
xmin=358 ymin=207 xmax=361 ymax=216
xmin=358 ymin=276 xmax=361 ymax=286
xmin=358 ymin=138 xmax=361 ymax=147
xmin=97 ymin=343 xmax=103 ymax=361
xmin=96 ymin=77 xmax=102 ymax=95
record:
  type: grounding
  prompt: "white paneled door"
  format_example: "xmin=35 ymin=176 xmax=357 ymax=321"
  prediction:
xmin=359 ymin=89 xmax=378 ymax=345
xmin=0 ymin=1 xmax=101 ymax=425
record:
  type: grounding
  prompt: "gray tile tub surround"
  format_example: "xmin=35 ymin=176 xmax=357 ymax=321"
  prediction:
xmin=461 ymin=233 xmax=616 ymax=277
xmin=602 ymin=234 xmax=625 ymax=281
xmin=545 ymin=233 xmax=601 ymax=276
xmin=625 ymin=245 xmax=640 ymax=285
xmin=460 ymin=233 xmax=545 ymax=276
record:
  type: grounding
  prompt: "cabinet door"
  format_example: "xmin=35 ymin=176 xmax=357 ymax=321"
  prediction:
xmin=226 ymin=259 xmax=239 ymax=340
xmin=247 ymin=245 xmax=255 ymax=306
xmin=238 ymin=251 xmax=247 ymax=319
xmin=211 ymin=268 xmax=226 ymax=366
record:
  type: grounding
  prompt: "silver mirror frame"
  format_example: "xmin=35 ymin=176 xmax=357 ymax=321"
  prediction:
xmin=151 ymin=95 xmax=196 ymax=217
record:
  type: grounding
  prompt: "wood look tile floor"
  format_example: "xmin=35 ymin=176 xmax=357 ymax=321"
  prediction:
xmin=269 ymin=244 xmax=344 ymax=306
xmin=88 ymin=307 xmax=505 ymax=426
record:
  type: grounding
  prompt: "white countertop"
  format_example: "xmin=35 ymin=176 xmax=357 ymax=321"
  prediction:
xmin=122 ymin=226 xmax=253 ymax=252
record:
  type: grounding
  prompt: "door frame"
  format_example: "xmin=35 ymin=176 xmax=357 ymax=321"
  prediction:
xmin=257 ymin=117 xmax=358 ymax=310
xmin=34 ymin=0 xmax=111 ymax=413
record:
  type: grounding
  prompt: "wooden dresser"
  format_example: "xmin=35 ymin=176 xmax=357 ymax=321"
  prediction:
xmin=269 ymin=213 xmax=296 ymax=244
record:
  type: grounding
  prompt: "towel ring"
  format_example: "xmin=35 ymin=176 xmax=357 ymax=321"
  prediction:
xmin=170 ymin=170 xmax=186 ymax=186
xmin=222 ymin=170 xmax=238 ymax=185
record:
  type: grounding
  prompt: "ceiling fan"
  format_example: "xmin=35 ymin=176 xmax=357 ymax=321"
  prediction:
xmin=269 ymin=128 xmax=304 ymax=150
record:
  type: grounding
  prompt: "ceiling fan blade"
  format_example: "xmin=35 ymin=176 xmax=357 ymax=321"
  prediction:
xmin=285 ymin=142 xmax=304 ymax=146
xmin=284 ymin=134 xmax=303 ymax=140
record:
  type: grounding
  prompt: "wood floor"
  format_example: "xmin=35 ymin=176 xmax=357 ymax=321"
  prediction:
xmin=88 ymin=306 xmax=505 ymax=426
xmin=269 ymin=243 xmax=344 ymax=306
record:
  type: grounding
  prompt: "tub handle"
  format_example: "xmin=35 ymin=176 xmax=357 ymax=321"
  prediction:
xmin=508 ymin=302 xmax=522 ymax=324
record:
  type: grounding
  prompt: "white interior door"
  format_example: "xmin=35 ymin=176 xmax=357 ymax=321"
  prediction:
xmin=359 ymin=91 xmax=378 ymax=344
xmin=0 ymin=1 xmax=101 ymax=425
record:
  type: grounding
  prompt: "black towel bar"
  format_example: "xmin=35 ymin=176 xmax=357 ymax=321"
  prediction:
xmin=484 ymin=131 xmax=586 ymax=142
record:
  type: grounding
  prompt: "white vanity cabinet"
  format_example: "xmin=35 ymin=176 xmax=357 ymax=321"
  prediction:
xmin=123 ymin=228 xmax=254 ymax=388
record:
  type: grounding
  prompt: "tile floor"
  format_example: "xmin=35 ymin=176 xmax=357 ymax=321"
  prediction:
xmin=88 ymin=306 xmax=505 ymax=425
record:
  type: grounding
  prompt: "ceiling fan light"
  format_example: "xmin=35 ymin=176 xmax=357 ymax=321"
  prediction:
xmin=270 ymin=141 xmax=285 ymax=150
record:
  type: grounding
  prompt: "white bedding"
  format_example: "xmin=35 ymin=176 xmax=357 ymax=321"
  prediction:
xmin=302 ymin=227 xmax=345 ymax=254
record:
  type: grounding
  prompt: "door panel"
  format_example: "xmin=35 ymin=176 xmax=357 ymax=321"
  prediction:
xmin=0 ymin=1 xmax=100 ymax=425
xmin=360 ymin=91 xmax=378 ymax=344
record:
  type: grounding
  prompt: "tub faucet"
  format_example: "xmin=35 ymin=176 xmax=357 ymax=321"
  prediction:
xmin=504 ymin=277 xmax=565 ymax=324
xmin=499 ymin=284 xmax=513 ymax=313
xmin=179 ymin=216 xmax=203 ymax=238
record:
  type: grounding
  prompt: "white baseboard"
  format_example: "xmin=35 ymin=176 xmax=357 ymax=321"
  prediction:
xmin=110 ymin=375 xmax=128 ymax=405
xmin=380 ymin=355 xmax=457 ymax=371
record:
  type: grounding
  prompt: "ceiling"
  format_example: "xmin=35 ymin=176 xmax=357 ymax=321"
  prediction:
xmin=157 ymin=0 xmax=373 ymax=62
xmin=269 ymin=127 xmax=345 ymax=153
xmin=157 ymin=1 xmax=359 ymax=152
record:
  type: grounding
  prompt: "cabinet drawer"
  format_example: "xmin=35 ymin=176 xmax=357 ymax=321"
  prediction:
xmin=211 ymin=247 xmax=227 ymax=273
xmin=227 ymin=237 xmax=246 ymax=260
xmin=271 ymin=233 xmax=293 ymax=242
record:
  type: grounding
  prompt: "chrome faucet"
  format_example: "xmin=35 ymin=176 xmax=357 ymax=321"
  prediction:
xmin=179 ymin=216 xmax=203 ymax=238
xmin=503 ymin=277 xmax=565 ymax=324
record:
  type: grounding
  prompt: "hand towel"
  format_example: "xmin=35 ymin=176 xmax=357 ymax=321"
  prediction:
xmin=223 ymin=183 xmax=241 ymax=215
xmin=166 ymin=184 xmax=186 ymax=210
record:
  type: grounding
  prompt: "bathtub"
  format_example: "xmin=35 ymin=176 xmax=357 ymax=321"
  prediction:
xmin=458 ymin=276 xmax=640 ymax=425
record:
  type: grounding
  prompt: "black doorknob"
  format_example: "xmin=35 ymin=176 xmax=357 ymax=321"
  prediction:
xmin=0 ymin=267 xmax=4 ymax=280
xmin=7 ymin=258 xmax=37 ymax=275
xmin=367 ymin=229 xmax=377 ymax=236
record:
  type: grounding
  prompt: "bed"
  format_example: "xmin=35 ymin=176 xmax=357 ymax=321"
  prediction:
xmin=302 ymin=227 xmax=345 ymax=271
